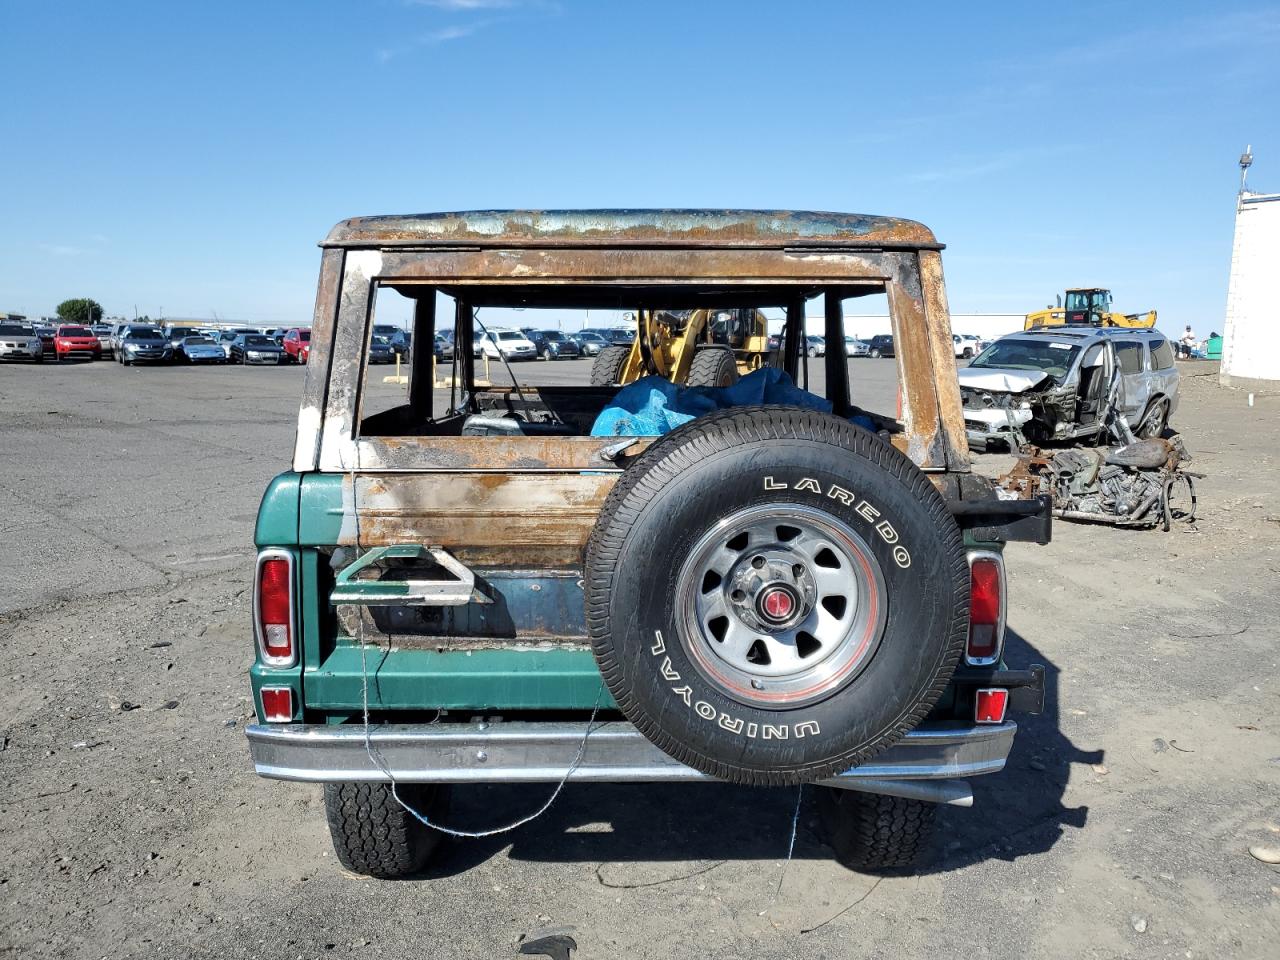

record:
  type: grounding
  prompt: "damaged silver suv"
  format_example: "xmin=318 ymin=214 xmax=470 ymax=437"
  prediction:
xmin=959 ymin=327 xmax=1179 ymax=450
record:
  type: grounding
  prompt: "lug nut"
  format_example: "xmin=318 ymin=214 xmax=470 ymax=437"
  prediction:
xmin=792 ymin=564 xmax=804 ymax=577
xmin=751 ymin=556 xmax=766 ymax=569
xmin=731 ymin=589 xmax=746 ymax=602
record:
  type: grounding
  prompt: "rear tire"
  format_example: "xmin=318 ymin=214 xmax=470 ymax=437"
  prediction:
xmin=685 ymin=345 xmax=739 ymax=388
xmin=323 ymin=782 xmax=450 ymax=879
xmin=870 ymin=349 xmax=882 ymax=359
xmin=817 ymin=788 xmax=937 ymax=870
xmin=590 ymin=344 xmax=632 ymax=386
xmin=1137 ymin=397 xmax=1170 ymax=440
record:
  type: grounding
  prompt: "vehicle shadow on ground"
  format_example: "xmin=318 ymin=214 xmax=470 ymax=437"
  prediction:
xmin=419 ymin=627 xmax=1100 ymax=879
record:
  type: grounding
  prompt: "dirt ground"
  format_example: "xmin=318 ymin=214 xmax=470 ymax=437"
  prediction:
xmin=1 ymin=359 xmax=1278 ymax=960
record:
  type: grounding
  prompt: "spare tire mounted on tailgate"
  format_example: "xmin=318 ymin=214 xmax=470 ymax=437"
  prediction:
xmin=585 ymin=406 xmax=969 ymax=786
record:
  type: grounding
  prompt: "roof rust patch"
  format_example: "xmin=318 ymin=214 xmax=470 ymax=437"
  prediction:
xmin=322 ymin=209 xmax=938 ymax=250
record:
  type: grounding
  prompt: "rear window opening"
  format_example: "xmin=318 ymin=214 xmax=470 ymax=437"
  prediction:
xmin=355 ymin=283 xmax=901 ymax=445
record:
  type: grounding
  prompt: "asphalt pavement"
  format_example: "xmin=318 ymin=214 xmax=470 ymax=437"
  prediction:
xmin=1 ymin=358 xmax=1277 ymax=960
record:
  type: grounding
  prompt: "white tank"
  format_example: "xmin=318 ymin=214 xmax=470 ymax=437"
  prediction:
xmin=1222 ymin=152 xmax=1280 ymax=387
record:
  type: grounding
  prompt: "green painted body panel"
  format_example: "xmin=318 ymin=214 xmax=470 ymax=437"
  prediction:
xmin=306 ymin=645 xmax=613 ymax=711
xmin=271 ymin=474 xmax=1001 ymax=714
xmin=255 ymin=472 xmax=302 ymax=546
xmin=250 ymin=662 xmax=302 ymax=722
xmin=298 ymin=473 xmax=346 ymax=545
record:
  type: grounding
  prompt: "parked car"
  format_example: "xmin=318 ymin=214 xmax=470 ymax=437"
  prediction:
xmin=369 ymin=336 xmax=398 ymax=364
xmin=178 ymin=336 xmax=227 ymax=363
xmin=433 ymin=333 xmax=454 ymax=361
xmin=230 ymin=334 xmax=286 ymax=365
xmin=527 ymin=329 xmax=581 ymax=360
xmin=0 ymin=321 xmax=44 ymax=362
xmin=805 ymin=335 xmax=826 ymax=357
xmin=953 ymin=334 xmax=983 ymax=359
xmin=117 ymin=329 xmax=172 ymax=365
xmin=866 ymin=334 xmax=894 ymax=358
xmin=162 ymin=326 xmax=201 ymax=354
xmin=572 ymin=331 xmax=607 ymax=356
xmin=474 ymin=328 xmax=537 ymax=360
xmin=35 ymin=326 xmax=56 ymax=357
xmin=53 ymin=325 xmax=103 ymax=361
xmin=580 ymin=326 xmax=635 ymax=346
xmin=281 ymin=328 xmax=311 ymax=363
xmin=111 ymin=323 xmax=162 ymax=356
xmin=959 ymin=327 xmax=1180 ymax=450
xmin=108 ymin=322 xmax=132 ymax=355
xmin=90 ymin=324 xmax=114 ymax=356
xmin=245 ymin=208 xmax=1050 ymax=880
xmin=373 ymin=324 xmax=410 ymax=356
xmin=214 ymin=329 xmax=256 ymax=358
xmin=844 ymin=337 xmax=870 ymax=357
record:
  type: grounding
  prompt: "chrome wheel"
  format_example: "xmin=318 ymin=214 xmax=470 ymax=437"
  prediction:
xmin=677 ymin=504 xmax=887 ymax=708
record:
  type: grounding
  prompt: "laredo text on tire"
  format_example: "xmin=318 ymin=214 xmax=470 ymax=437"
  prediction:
xmin=585 ymin=407 xmax=969 ymax=786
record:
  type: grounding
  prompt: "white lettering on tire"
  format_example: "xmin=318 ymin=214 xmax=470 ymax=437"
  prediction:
xmin=758 ymin=475 xmax=913 ymax=567
xmin=652 ymin=630 xmax=822 ymax=740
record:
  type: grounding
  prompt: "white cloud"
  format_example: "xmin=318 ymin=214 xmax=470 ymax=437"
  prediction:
xmin=407 ymin=0 xmax=516 ymax=8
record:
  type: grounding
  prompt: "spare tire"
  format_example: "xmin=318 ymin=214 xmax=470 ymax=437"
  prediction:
xmin=585 ymin=406 xmax=968 ymax=786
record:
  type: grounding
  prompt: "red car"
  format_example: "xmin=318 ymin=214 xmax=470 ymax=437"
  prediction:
xmin=54 ymin=325 xmax=103 ymax=361
xmin=281 ymin=327 xmax=311 ymax=363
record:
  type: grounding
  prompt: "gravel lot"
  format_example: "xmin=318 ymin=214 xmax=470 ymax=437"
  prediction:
xmin=1 ymin=357 xmax=1278 ymax=960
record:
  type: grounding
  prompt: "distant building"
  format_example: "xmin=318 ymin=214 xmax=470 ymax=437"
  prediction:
xmin=1221 ymin=149 xmax=1280 ymax=388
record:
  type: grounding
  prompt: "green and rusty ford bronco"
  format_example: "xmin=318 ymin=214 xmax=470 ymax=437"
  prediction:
xmin=246 ymin=210 xmax=1049 ymax=877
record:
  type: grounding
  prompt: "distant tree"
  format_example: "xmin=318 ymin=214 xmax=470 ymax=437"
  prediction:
xmin=56 ymin=298 xmax=104 ymax=325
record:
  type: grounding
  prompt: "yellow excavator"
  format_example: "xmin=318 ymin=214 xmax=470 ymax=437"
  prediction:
xmin=589 ymin=307 xmax=773 ymax=388
xmin=1024 ymin=288 xmax=1156 ymax=331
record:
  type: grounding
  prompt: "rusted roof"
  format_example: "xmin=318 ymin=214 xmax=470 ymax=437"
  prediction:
xmin=322 ymin=209 xmax=938 ymax=250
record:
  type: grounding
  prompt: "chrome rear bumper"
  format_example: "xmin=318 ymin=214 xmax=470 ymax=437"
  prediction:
xmin=246 ymin=720 xmax=1017 ymax=807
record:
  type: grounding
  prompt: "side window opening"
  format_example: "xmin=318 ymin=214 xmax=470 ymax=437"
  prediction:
xmin=1151 ymin=338 xmax=1175 ymax=370
xmin=1115 ymin=341 xmax=1144 ymax=375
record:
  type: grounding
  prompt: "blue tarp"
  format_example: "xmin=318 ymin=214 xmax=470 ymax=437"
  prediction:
xmin=591 ymin=368 xmax=837 ymax=437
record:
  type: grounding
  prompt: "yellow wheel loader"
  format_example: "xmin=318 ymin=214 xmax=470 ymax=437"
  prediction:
xmin=589 ymin=307 xmax=774 ymax=388
xmin=1024 ymin=288 xmax=1156 ymax=331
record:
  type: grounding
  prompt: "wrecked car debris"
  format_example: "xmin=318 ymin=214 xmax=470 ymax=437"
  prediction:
xmin=961 ymin=327 xmax=1179 ymax=450
xmin=998 ymin=437 xmax=1198 ymax=531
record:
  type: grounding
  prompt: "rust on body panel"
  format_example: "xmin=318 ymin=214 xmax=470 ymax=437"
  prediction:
xmin=346 ymin=472 xmax=618 ymax=567
xmin=917 ymin=250 xmax=971 ymax=471
xmin=323 ymin=209 xmax=939 ymax=251
xmin=356 ymin=436 xmax=653 ymax=472
xmin=377 ymin=248 xmax=895 ymax=285
xmin=293 ymin=248 xmax=344 ymax=472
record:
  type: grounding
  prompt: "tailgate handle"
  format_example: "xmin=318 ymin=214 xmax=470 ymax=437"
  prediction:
xmin=330 ymin=545 xmax=485 ymax=607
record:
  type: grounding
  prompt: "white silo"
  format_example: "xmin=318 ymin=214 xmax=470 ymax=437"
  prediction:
xmin=1221 ymin=147 xmax=1280 ymax=389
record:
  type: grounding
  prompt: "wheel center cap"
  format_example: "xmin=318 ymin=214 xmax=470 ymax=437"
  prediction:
xmin=758 ymin=585 xmax=797 ymax=623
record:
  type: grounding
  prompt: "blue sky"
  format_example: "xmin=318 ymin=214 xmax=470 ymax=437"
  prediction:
xmin=1 ymin=0 xmax=1276 ymax=336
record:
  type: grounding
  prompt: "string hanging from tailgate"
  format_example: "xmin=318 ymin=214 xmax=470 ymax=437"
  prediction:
xmin=345 ymin=448 xmax=602 ymax=838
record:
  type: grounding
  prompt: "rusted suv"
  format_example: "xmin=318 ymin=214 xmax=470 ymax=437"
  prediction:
xmin=246 ymin=210 xmax=1050 ymax=877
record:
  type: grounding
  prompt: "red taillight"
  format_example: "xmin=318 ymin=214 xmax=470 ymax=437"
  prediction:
xmin=256 ymin=553 xmax=294 ymax=665
xmin=261 ymin=686 xmax=293 ymax=722
xmin=974 ymin=687 xmax=1008 ymax=724
xmin=967 ymin=555 xmax=1004 ymax=663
